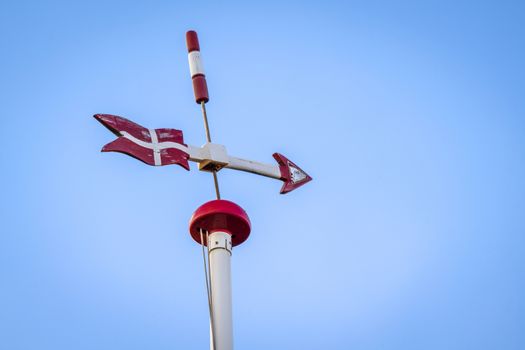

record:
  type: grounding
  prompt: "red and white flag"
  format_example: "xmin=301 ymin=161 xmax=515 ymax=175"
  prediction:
xmin=94 ymin=114 xmax=190 ymax=170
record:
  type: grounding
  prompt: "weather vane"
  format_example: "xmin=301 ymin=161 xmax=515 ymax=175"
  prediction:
xmin=94 ymin=30 xmax=312 ymax=350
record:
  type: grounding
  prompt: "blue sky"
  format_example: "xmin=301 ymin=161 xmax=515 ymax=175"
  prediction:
xmin=1 ymin=0 xmax=524 ymax=349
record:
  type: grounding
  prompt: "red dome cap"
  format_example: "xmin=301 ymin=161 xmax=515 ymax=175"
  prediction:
xmin=189 ymin=200 xmax=251 ymax=247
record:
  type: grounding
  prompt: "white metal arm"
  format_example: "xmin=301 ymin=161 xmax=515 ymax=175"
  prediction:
xmin=187 ymin=143 xmax=281 ymax=179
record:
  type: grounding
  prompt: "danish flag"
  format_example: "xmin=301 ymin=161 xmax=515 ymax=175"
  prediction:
xmin=94 ymin=114 xmax=190 ymax=170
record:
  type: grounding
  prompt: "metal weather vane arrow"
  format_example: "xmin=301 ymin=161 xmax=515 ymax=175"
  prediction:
xmin=94 ymin=30 xmax=311 ymax=195
xmin=94 ymin=30 xmax=312 ymax=350
xmin=94 ymin=113 xmax=312 ymax=194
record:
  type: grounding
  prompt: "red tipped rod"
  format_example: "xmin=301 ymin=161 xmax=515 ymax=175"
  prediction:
xmin=186 ymin=31 xmax=209 ymax=104
xmin=186 ymin=30 xmax=220 ymax=199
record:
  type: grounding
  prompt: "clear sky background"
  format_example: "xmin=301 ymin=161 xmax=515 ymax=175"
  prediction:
xmin=1 ymin=0 xmax=524 ymax=349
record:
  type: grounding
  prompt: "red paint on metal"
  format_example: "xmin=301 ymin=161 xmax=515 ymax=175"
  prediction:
xmin=186 ymin=30 xmax=209 ymax=104
xmin=186 ymin=30 xmax=200 ymax=52
xmin=101 ymin=137 xmax=156 ymax=166
xmin=189 ymin=200 xmax=251 ymax=247
xmin=273 ymin=153 xmax=313 ymax=194
xmin=94 ymin=114 xmax=190 ymax=170
xmin=192 ymin=74 xmax=209 ymax=104
xmin=95 ymin=113 xmax=152 ymax=142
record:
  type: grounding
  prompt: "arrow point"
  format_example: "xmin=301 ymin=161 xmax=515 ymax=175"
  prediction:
xmin=272 ymin=153 xmax=312 ymax=194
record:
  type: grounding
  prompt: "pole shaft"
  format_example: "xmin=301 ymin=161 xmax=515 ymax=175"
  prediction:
xmin=208 ymin=231 xmax=233 ymax=350
xmin=200 ymin=101 xmax=221 ymax=199
xmin=200 ymin=101 xmax=212 ymax=143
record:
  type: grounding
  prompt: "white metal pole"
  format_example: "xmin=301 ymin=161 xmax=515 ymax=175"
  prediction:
xmin=208 ymin=230 xmax=233 ymax=350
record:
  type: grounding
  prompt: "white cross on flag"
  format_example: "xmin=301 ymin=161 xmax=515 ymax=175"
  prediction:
xmin=94 ymin=114 xmax=190 ymax=170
